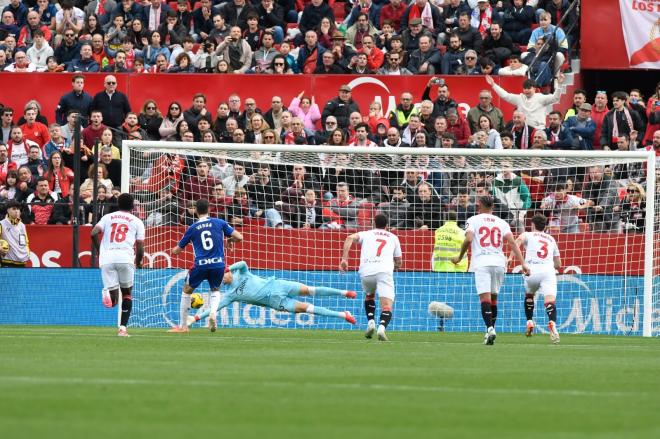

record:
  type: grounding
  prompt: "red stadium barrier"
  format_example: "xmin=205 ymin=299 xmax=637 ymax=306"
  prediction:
xmin=25 ymin=225 xmax=644 ymax=275
xmin=0 ymin=73 xmax=525 ymax=124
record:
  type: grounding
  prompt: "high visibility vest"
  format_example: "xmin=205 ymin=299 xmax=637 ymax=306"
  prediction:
xmin=395 ymin=106 xmax=419 ymax=127
xmin=432 ymin=221 xmax=468 ymax=272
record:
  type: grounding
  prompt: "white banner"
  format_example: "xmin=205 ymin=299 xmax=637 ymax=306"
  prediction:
xmin=619 ymin=0 xmax=660 ymax=69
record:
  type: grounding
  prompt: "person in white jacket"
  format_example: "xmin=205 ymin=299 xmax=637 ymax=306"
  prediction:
xmin=486 ymin=73 xmax=564 ymax=130
xmin=26 ymin=30 xmax=53 ymax=72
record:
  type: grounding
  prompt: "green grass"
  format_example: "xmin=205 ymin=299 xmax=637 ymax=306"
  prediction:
xmin=1 ymin=327 xmax=658 ymax=439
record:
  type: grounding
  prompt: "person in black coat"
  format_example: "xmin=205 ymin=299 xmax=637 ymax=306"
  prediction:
xmin=90 ymin=75 xmax=131 ymax=129
xmin=321 ymin=85 xmax=360 ymax=130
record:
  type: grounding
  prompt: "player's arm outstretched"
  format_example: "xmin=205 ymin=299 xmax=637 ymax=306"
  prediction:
xmin=505 ymin=233 xmax=530 ymax=275
xmin=451 ymin=230 xmax=473 ymax=265
xmin=340 ymin=233 xmax=360 ymax=272
xmin=226 ymin=230 xmax=244 ymax=250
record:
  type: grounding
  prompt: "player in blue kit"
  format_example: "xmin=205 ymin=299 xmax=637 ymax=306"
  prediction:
xmin=168 ymin=198 xmax=243 ymax=333
xmin=187 ymin=260 xmax=358 ymax=330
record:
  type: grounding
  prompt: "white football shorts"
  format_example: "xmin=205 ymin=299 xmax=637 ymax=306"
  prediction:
xmin=524 ymin=270 xmax=557 ymax=297
xmin=473 ymin=266 xmax=505 ymax=295
xmin=101 ymin=263 xmax=135 ymax=290
xmin=360 ymin=272 xmax=395 ymax=301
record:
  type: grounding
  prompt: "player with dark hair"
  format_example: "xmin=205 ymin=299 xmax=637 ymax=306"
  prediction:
xmin=452 ymin=196 xmax=529 ymax=345
xmin=189 ymin=261 xmax=357 ymax=329
xmin=91 ymin=193 xmax=145 ymax=337
xmin=168 ymin=198 xmax=244 ymax=333
xmin=340 ymin=213 xmax=402 ymax=341
xmin=514 ymin=214 xmax=562 ymax=343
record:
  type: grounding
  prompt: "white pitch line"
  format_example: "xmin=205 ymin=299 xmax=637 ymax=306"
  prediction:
xmin=0 ymin=375 xmax=647 ymax=398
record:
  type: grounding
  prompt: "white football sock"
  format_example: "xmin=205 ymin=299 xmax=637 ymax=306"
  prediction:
xmin=209 ymin=291 xmax=221 ymax=315
xmin=180 ymin=293 xmax=191 ymax=327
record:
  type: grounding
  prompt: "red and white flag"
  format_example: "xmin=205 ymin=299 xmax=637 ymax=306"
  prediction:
xmin=619 ymin=0 xmax=660 ymax=69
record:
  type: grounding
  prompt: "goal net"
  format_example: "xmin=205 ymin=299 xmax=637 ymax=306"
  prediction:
xmin=122 ymin=141 xmax=658 ymax=337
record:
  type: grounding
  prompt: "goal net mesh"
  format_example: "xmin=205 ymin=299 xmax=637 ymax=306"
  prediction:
xmin=122 ymin=142 xmax=658 ymax=336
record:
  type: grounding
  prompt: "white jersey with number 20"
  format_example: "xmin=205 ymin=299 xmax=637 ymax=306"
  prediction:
xmin=520 ymin=231 xmax=560 ymax=273
xmin=96 ymin=212 xmax=146 ymax=266
xmin=357 ymin=229 xmax=402 ymax=277
xmin=465 ymin=213 xmax=512 ymax=271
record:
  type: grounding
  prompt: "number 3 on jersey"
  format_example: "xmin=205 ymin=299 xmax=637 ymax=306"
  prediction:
xmin=537 ymin=239 xmax=549 ymax=258
xmin=478 ymin=226 xmax=502 ymax=248
xmin=110 ymin=223 xmax=129 ymax=243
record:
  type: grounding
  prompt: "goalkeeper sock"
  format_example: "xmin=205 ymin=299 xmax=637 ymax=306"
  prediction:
xmin=545 ymin=301 xmax=557 ymax=323
xmin=120 ymin=295 xmax=132 ymax=327
xmin=308 ymin=286 xmax=345 ymax=297
xmin=491 ymin=297 xmax=498 ymax=328
xmin=305 ymin=304 xmax=343 ymax=319
xmin=525 ymin=294 xmax=535 ymax=321
xmin=365 ymin=295 xmax=376 ymax=321
xmin=379 ymin=306 xmax=392 ymax=328
xmin=180 ymin=293 xmax=191 ymax=328
xmin=480 ymin=299 xmax=493 ymax=329
xmin=209 ymin=291 xmax=221 ymax=314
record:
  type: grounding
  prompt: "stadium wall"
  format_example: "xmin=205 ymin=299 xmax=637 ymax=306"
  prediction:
xmin=0 ymin=73 xmax=524 ymax=124
xmin=0 ymin=268 xmax=645 ymax=335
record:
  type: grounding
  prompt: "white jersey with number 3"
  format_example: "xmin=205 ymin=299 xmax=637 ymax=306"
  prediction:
xmin=357 ymin=229 xmax=402 ymax=277
xmin=96 ymin=211 xmax=146 ymax=266
xmin=465 ymin=213 xmax=512 ymax=271
xmin=521 ymin=231 xmax=560 ymax=273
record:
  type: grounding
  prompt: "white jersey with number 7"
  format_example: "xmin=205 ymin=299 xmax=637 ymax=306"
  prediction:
xmin=357 ymin=229 xmax=402 ymax=277
xmin=465 ymin=213 xmax=512 ymax=271
xmin=520 ymin=231 xmax=560 ymax=273
xmin=96 ymin=211 xmax=146 ymax=266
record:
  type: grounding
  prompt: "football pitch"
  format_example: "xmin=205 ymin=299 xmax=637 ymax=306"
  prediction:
xmin=1 ymin=327 xmax=658 ymax=439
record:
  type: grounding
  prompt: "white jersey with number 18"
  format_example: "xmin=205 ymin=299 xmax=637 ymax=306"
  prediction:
xmin=357 ymin=229 xmax=402 ymax=277
xmin=96 ymin=211 xmax=146 ymax=266
xmin=520 ymin=231 xmax=560 ymax=273
xmin=465 ymin=213 xmax=512 ymax=271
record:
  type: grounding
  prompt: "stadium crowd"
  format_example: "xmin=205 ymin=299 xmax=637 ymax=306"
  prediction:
xmin=0 ymin=0 xmax=659 ymax=249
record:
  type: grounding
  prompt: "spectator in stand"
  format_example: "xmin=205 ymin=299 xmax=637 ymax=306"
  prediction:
xmin=256 ymin=0 xmax=285 ymax=44
xmin=497 ymin=54 xmax=528 ymax=77
xmin=298 ymin=0 xmax=334 ymax=43
xmin=223 ymin=161 xmax=249 ymax=197
xmin=377 ymin=186 xmax=411 ymax=230
xmin=158 ymin=101 xmax=184 ymax=141
xmin=530 ymin=129 xmax=548 ymax=150
xmin=24 ymin=177 xmax=70 ymax=225
xmin=581 ymin=166 xmax=620 ymax=232
xmin=347 ymin=51 xmax=375 ymax=74
xmin=544 ymin=111 xmax=575 ymax=150
xmin=245 ymin=163 xmax=287 ymax=228
xmin=452 ymin=11 xmax=482 ymax=53
xmin=220 ymin=0 xmax=257 ymax=30
xmin=446 ymin=108 xmax=471 ymax=147
xmin=378 ymin=50 xmax=412 ymax=75
xmin=452 ymin=188 xmax=476 ymax=228
xmin=316 ymin=117 xmax=340 ymax=145
xmin=401 ymin=113 xmax=423 ymax=146
xmin=471 ymin=0 xmax=494 ymax=39
xmin=250 ymin=31 xmax=278 ymax=73
xmin=615 ymin=182 xmax=646 ymax=234
xmin=191 ymin=0 xmax=213 ymax=42
xmin=56 ymin=0 xmax=84 ymax=37
xmin=0 ymin=10 xmax=20 ymax=41
xmin=642 ymin=82 xmax=660 ymax=147
xmin=482 ymin=21 xmax=518 ymax=67
xmin=422 ymin=77 xmax=459 ymax=120
xmin=4 ymin=48 xmax=37 ymax=72
xmin=1 ymin=107 xmax=14 ymax=145
xmin=410 ymin=181 xmax=442 ymax=230
xmin=68 ymin=43 xmax=100 ymax=72
xmin=43 ymin=123 xmax=70 ymax=162
xmin=527 ymin=11 xmax=568 ymax=76
xmin=487 ymin=74 xmax=563 ymax=130
xmin=315 ymin=50 xmax=344 ymax=74
xmin=183 ymin=93 xmax=211 ymax=138
xmin=502 ymin=0 xmax=534 ymax=44
xmin=215 ymin=26 xmax=252 ymax=74
xmin=14 ymin=165 xmax=35 ymax=201
xmin=3 ymin=0 xmax=28 ymax=28
xmin=455 ymin=49 xmax=482 ymax=75
xmin=263 ymin=96 xmax=286 ymax=132
xmin=98 ymin=146 xmax=122 ymax=188
xmin=25 ymin=29 xmax=52 ymax=71
xmin=627 ymin=89 xmax=648 ymax=137
xmin=400 ymin=17 xmax=432 ymax=53
xmin=55 ymin=75 xmax=92 ymax=126
xmin=492 ymin=163 xmax=532 ymax=232
xmin=18 ymin=10 xmax=51 ymax=48
xmin=137 ymin=100 xmax=162 ymax=141
xmin=0 ymin=48 xmax=10 ymax=71
xmin=503 ymin=110 xmax=534 ymax=150
xmin=7 ymin=126 xmax=38 ymax=167
xmin=590 ymin=90 xmax=609 ymax=150
xmin=91 ymin=75 xmax=131 ymax=130
xmin=380 ymin=0 xmax=406 ymax=33
xmin=563 ymin=89 xmax=587 ymax=120
xmin=119 ymin=112 xmax=147 ymax=146
xmin=540 ymin=181 xmax=593 ymax=233
xmin=345 ymin=12 xmax=378 ymax=52
xmin=467 ymin=89 xmax=505 ymax=134
xmin=181 ymin=159 xmax=217 ymax=205
xmin=141 ymin=0 xmax=171 ymax=32
xmin=85 ymin=1 xmax=117 ymax=27
xmin=25 ymin=145 xmax=44 ymax=178
xmin=600 ymin=91 xmax=644 ymax=151
xmin=54 ymin=28 xmax=81 ymax=67
xmin=242 ymin=13 xmax=263 ymax=52
xmin=564 ymin=103 xmax=596 ymax=150
xmin=82 ymin=110 xmax=107 ymax=152
xmin=322 ymin=84 xmax=361 ymax=130
xmin=406 ymin=34 xmax=441 ymax=75
xmin=19 ymin=107 xmax=50 ymax=150
xmin=320 ymin=182 xmax=361 ymax=230
xmin=0 ymin=168 xmax=20 ymax=201
xmin=288 ymin=92 xmax=321 ymax=134
xmin=158 ymin=11 xmax=187 ymax=49
xmin=92 ymin=128 xmax=121 ymax=160
xmin=43 ymin=150 xmax=74 ymax=200
xmin=0 ymin=142 xmax=17 ymax=186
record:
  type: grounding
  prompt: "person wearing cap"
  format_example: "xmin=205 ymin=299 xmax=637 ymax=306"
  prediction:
xmin=400 ymin=16 xmax=433 ymax=53
xmin=329 ymin=30 xmax=357 ymax=72
xmin=564 ymin=103 xmax=597 ymax=150
xmin=406 ymin=33 xmax=441 ymax=74
xmin=322 ymin=85 xmax=361 ymax=130
xmin=400 ymin=0 xmax=442 ymax=36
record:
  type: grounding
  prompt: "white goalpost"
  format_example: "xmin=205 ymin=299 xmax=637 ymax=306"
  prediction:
xmin=122 ymin=140 xmax=658 ymax=337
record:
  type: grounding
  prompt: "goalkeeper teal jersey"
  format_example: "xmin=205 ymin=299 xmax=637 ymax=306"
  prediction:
xmin=217 ymin=261 xmax=276 ymax=308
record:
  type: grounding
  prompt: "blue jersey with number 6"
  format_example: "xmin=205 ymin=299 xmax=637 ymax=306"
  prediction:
xmin=178 ymin=217 xmax=234 ymax=268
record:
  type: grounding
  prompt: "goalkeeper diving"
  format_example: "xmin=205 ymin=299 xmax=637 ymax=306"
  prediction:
xmin=188 ymin=261 xmax=358 ymax=330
